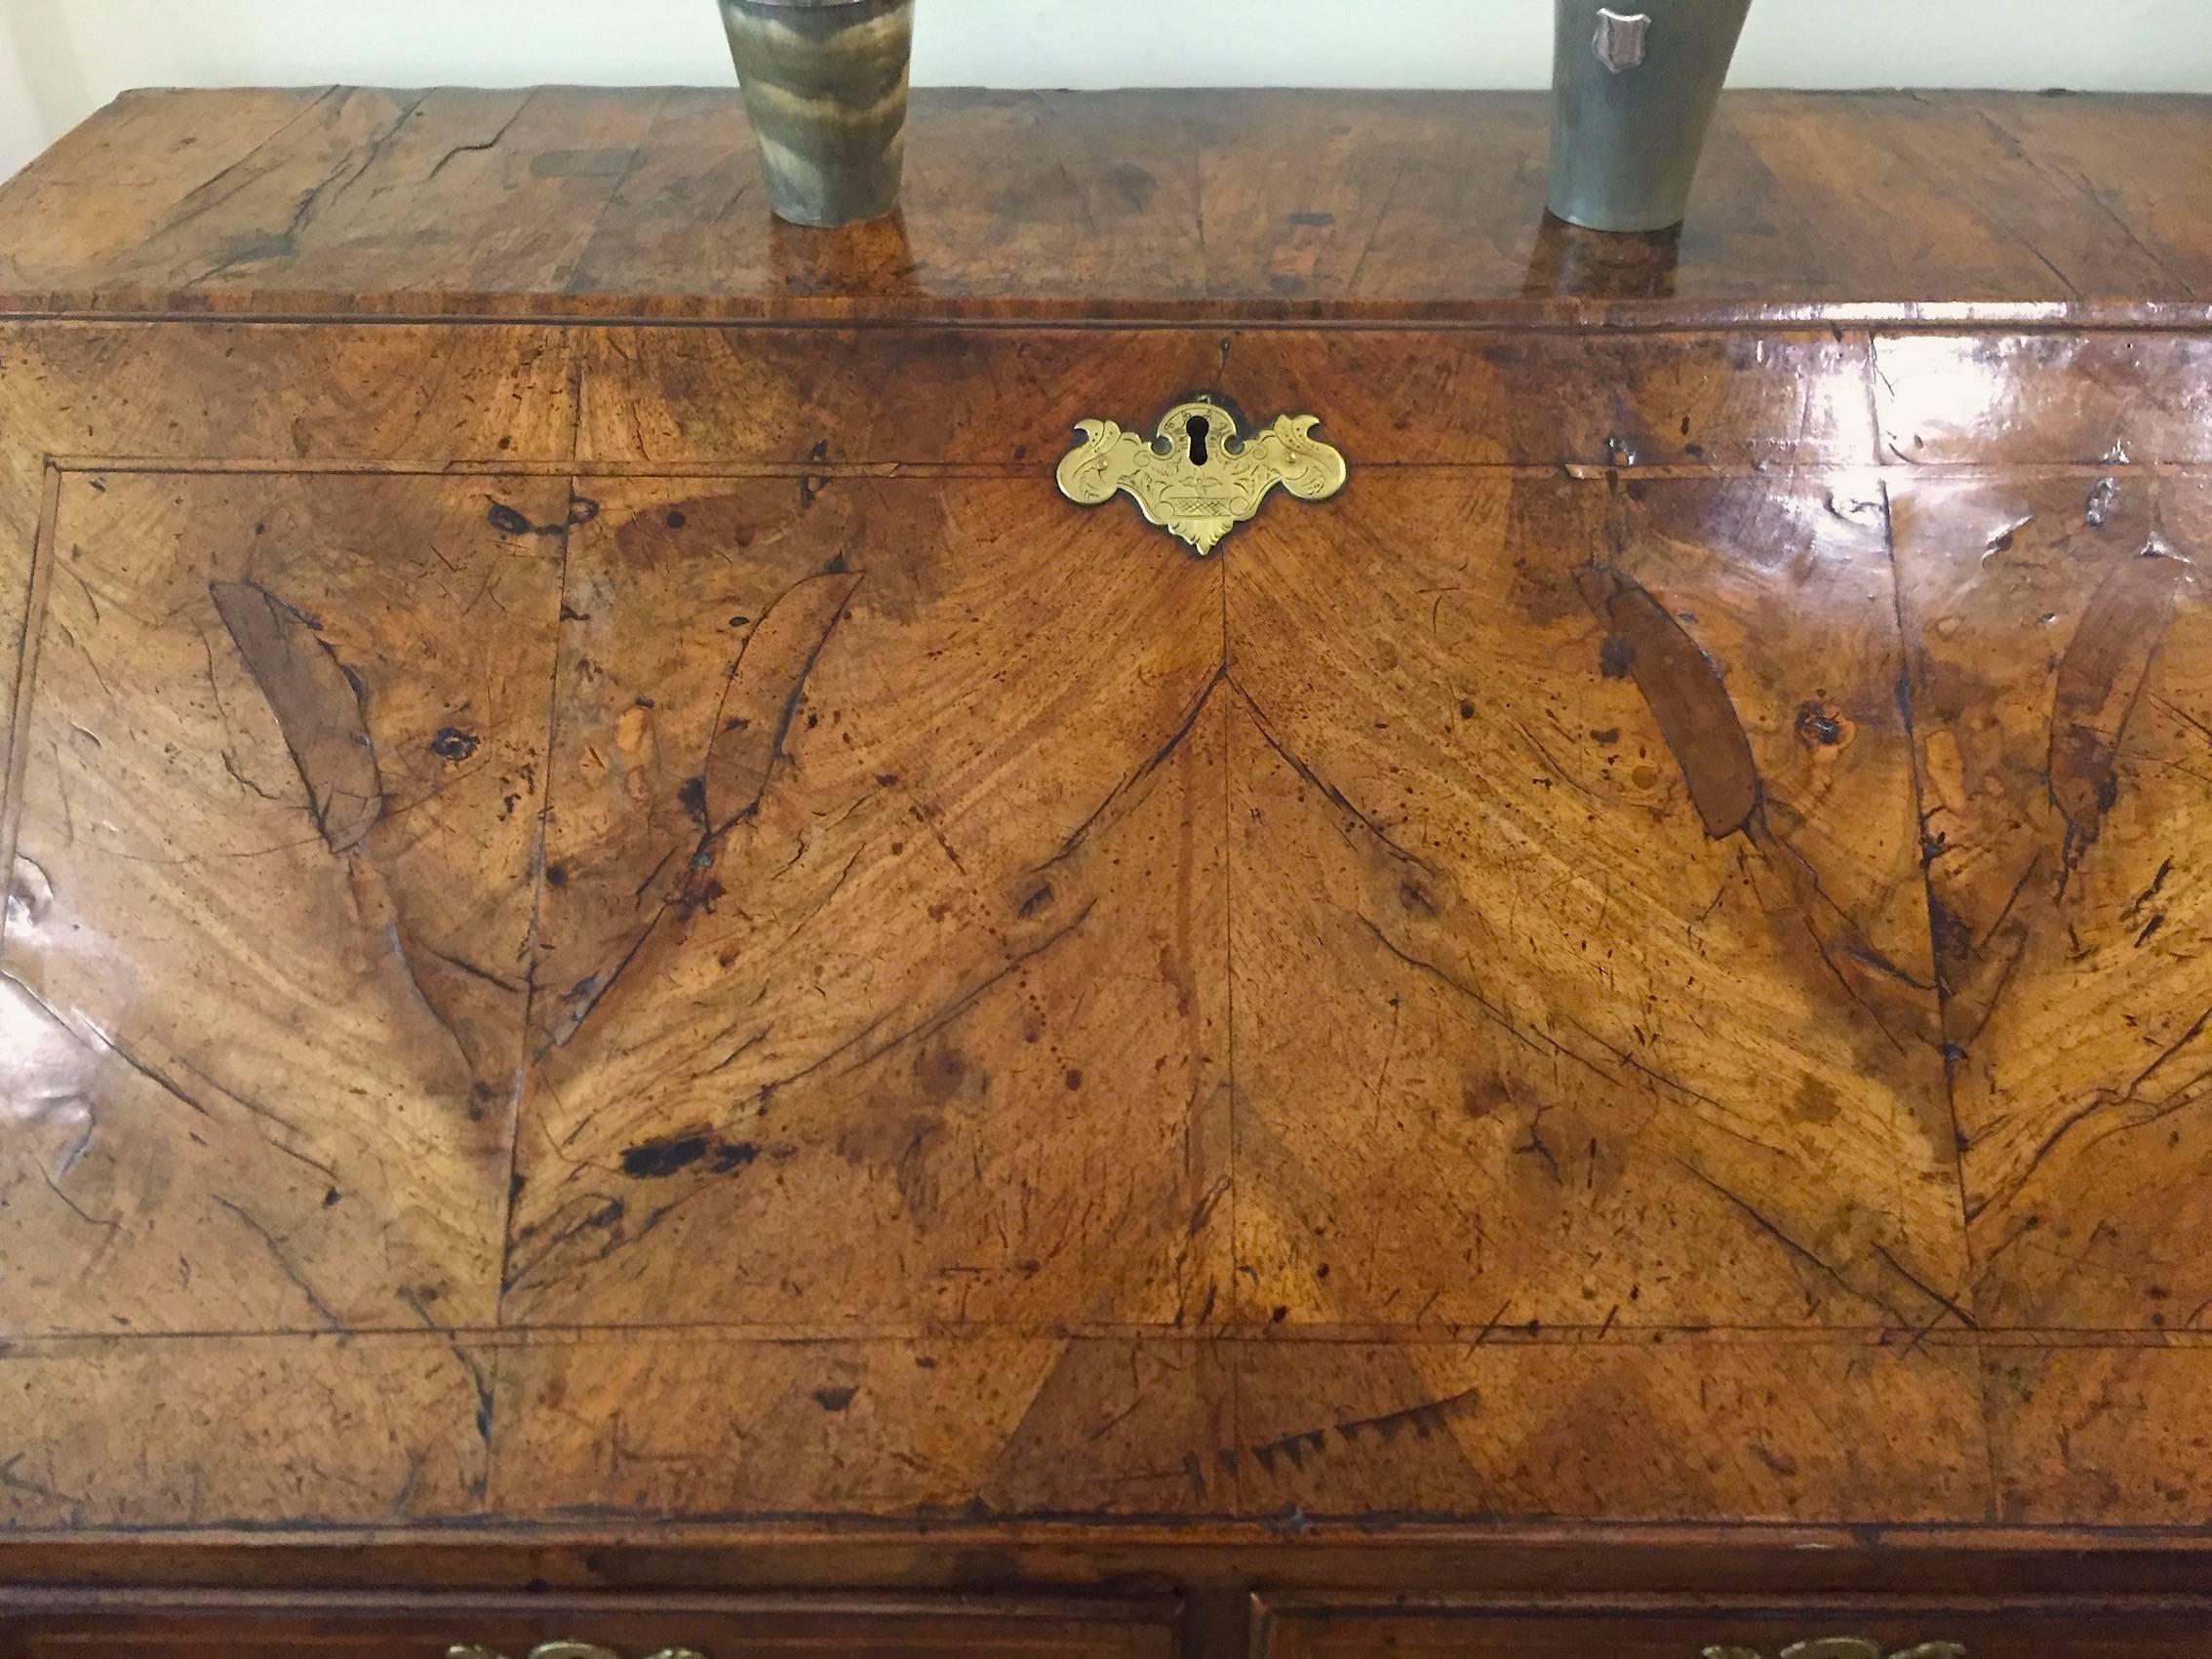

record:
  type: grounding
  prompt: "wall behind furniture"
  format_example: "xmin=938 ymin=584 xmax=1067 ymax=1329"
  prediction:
xmin=5 ymin=0 xmax=2210 ymax=178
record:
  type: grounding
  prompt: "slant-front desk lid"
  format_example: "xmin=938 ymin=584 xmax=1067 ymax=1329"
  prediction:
xmin=0 ymin=88 xmax=2209 ymax=1598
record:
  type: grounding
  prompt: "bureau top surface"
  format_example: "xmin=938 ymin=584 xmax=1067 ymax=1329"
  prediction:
xmin=0 ymin=86 xmax=2207 ymax=323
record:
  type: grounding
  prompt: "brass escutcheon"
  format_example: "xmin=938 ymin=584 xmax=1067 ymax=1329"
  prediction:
xmin=1055 ymin=396 xmax=1347 ymax=557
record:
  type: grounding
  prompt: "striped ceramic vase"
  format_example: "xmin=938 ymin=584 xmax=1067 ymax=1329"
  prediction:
xmin=718 ymin=0 xmax=915 ymax=226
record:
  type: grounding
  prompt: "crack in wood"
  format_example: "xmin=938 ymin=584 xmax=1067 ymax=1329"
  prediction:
xmin=212 ymin=1195 xmax=344 ymax=1329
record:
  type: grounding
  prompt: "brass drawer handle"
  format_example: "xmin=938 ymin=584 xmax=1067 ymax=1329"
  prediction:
xmin=1705 ymin=1643 xmax=1965 ymax=1659
xmin=450 ymin=1645 xmax=707 ymax=1659
xmin=1055 ymin=395 xmax=1346 ymax=557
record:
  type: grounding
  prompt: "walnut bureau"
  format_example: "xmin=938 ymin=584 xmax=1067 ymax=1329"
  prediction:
xmin=1 ymin=86 xmax=2209 ymax=1658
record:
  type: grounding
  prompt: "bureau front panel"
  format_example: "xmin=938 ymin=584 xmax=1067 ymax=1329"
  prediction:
xmin=1 ymin=321 xmax=2208 ymax=1544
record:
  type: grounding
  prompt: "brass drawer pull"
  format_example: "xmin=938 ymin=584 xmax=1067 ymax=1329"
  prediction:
xmin=1055 ymin=395 xmax=1346 ymax=556
xmin=450 ymin=1645 xmax=707 ymax=1659
xmin=1705 ymin=1643 xmax=1965 ymax=1659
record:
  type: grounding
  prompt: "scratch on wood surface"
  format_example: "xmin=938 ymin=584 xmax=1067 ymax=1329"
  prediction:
xmin=2048 ymin=546 xmax=2190 ymax=890
xmin=1221 ymin=1384 xmax=1482 ymax=1480
xmin=210 ymin=579 xmax=383 ymax=853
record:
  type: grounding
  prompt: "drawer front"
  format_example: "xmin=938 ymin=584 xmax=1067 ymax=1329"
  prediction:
xmin=2 ymin=1593 xmax=1178 ymax=1659
xmin=1254 ymin=1597 xmax=2212 ymax=1659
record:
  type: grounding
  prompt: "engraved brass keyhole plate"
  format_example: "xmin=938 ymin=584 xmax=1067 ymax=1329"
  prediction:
xmin=1055 ymin=397 xmax=1348 ymax=557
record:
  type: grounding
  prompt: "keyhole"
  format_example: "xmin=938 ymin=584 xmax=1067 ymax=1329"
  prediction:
xmin=1186 ymin=415 xmax=1210 ymax=465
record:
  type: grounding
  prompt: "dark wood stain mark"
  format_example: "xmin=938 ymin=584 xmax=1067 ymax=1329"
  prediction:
xmin=486 ymin=499 xmax=535 ymax=536
xmin=1576 ymin=565 xmax=1759 ymax=839
xmin=1796 ymin=701 xmax=1846 ymax=746
xmin=620 ymin=1131 xmax=763 ymax=1179
xmin=429 ymin=725 xmax=479 ymax=762
xmin=620 ymin=1133 xmax=708 ymax=1178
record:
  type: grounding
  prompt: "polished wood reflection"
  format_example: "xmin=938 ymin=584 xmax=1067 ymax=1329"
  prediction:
xmin=0 ymin=88 xmax=2209 ymax=1616
xmin=1 ymin=88 xmax=2208 ymax=322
